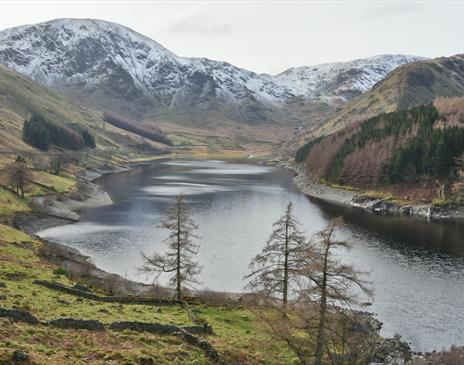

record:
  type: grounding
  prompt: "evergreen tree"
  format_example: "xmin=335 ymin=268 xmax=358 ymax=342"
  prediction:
xmin=23 ymin=114 xmax=50 ymax=151
xmin=140 ymin=194 xmax=201 ymax=301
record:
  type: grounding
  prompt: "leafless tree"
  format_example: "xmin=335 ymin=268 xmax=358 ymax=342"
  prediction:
xmin=324 ymin=310 xmax=380 ymax=365
xmin=297 ymin=217 xmax=372 ymax=365
xmin=246 ymin=217 xmax=372 ymax=365
xmin=244 ymin=202 xmax=306 ymax=312
xmin=140 ymin=194 xmax=201 ymax=301
xmin=4 ymin=159 xmax=29 ymax=198
xmin=49 ymin=154 xmax=69 ymax=175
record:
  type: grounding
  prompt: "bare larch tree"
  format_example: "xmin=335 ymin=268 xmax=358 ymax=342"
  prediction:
xmin=246 ymin=217 xmax=372 ymax=365
xmin=140 ymin=193 xmax=201 ymax=301
xmin=5 ymin=158 xmax=29 ymax=198
xmin=245 ymin=202 xmax=306 ymax=310
xmin=297 ymin=217 xmax=372 ymax=365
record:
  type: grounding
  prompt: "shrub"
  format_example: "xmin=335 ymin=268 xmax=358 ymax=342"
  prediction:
xmin=52 ymin=267 xmax=69 ymax=277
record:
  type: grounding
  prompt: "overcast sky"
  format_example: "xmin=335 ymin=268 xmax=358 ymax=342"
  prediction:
xmin=0 ymin=1 xmax=462 ymax=74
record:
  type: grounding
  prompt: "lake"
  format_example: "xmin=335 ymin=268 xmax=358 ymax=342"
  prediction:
xmin=38 ymin=159 xmax=464 ymax=351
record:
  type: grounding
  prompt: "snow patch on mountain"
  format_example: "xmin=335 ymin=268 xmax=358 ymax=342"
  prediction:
xmin=0 ymin=18 xmax=424 ymax=109
xmin=274 ymin=54 xmax=425 ymax=100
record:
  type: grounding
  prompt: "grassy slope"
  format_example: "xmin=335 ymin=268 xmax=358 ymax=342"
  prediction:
xmin=0 ymin=62 xmax=283 ymax=164
xmin=0 ymin=187 xmax=29 ymax=218
xmin=0 ymin=64 xmax=179 ymax=164
xmin=0 ymin=224 xmax=295 ymax=364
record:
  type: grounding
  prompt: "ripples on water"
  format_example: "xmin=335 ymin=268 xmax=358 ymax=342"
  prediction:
xmin=37 ymin=159 xmax=464 ymax=351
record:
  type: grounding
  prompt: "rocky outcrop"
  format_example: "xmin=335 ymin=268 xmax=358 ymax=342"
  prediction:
xmin=372 ymin=335 xmax=412 ymax=365
xmin=351 ymin=195 xmax=464 ymax=221
xmin=351 ymin=196 xmax=416 ymax=216
xmin=13 ymin=213 xmax=77 ymax=235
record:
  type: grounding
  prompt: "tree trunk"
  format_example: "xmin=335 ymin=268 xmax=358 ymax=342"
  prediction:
xmin=176 ymin=198 xmax=182 ymax=301
xmin=282 ymin=213 xmax=289 ymax=312
xmin=315 ymin=238 xmax=330 ymax=365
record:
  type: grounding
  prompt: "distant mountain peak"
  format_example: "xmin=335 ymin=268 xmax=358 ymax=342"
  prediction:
xmin=0 ymin=18 xmax=423 ymax=124
xmin=274 ymin=54 xmax=426 ymax=101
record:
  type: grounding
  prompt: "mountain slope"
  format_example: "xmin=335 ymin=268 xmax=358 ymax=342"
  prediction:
xmin=294 ymin=55 xmax=464 ymax=202
xmin=0 ymin=63 xmax=169 ymax=154
xmin=0 ymin=18 xmax=420 ymax=127
xmin=274 ymin=54 xmax=423 ymax=101
xmin=312 ymin=54 xmax=464 ymax=137
xmin=0 ymin=18 xmax=291 ymax=125
xmin=298 ymin=102 xmax=464 ymax=204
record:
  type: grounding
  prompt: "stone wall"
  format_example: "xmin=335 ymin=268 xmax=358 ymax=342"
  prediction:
xmin=33 ymin=280 xmax=180 ymax=305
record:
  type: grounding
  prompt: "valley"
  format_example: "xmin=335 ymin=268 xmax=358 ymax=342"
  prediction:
xmin=0 ymin=14 xmax=463 ymax=365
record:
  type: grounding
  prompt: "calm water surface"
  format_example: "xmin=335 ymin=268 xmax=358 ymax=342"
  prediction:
xmin=38 ymin=159 xmax=464 ymax=351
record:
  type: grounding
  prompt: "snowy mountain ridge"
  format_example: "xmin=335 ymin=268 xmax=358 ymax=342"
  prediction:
xmin=0 ymin=18 xmax=424 ymax=123
xmin=273 ymin=54 xmax=424 ymax=100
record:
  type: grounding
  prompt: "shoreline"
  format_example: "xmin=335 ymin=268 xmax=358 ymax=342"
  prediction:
xmin=14 ymin=161 xmax=171 ymax=297
xmin=11 ymin=157 xmax=445 ymax=358
xmin=14 ymin=159 xmax=244 ymax=301
xmin=26 ymin=159 xmax=168 ymax=223
xmin=280 ymin=161 xmax=464 ymax=222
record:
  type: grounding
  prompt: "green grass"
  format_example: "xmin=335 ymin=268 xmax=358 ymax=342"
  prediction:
xmin=0 ymin=187 xmax=29 ymax=219
xmin=0 ymin=320 xmax=210 ymax=365
xmin=28 ymin=170 xmax=76 ymax=196
xmin=0 ymin=224 xmax=297 ymax=364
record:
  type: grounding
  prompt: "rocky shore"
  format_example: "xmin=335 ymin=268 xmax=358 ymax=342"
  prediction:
xmin=286 ymin=162 xmax=464 ymax=222
xmin=27 ymin=165 xmax=123 ymax=222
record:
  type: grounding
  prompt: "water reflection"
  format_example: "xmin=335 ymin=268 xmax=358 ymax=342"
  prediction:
xmin=314 ymin=198 xmax=464 ymax=256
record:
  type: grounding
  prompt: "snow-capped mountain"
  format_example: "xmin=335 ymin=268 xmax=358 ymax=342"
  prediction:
xmin=0 ymin=18 xmax=422 ymax=124
xmin=274 ymin=54 xmax=423 ymax=101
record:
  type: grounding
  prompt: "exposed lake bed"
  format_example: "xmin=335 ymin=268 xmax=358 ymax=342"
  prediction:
xmin=36 ymin=159 xmax=464 ymax=352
